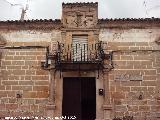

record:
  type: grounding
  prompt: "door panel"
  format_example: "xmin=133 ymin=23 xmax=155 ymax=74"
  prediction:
xmin=62 ymin=77 xmax=96 ymax=120
xmin=81 ymin=77 xmax=96 ymax=120
xmin=62 ymin=78 xmax=81 ymax=119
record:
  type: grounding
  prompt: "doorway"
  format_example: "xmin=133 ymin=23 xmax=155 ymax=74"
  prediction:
xmin=62 ymin=77 xmax=96 ymax=120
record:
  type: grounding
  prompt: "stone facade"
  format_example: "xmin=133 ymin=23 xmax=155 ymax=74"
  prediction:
xmin=0 ymin=2 xmax=159 ymax=120
xmin=0 ymin=28 xmax=62 ymax=118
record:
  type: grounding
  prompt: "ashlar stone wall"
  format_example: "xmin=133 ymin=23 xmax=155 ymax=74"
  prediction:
xmin=100 ymin=28 xmax=160 ymax=120
xmin=0 ymin=29 xmax=61 ymax=117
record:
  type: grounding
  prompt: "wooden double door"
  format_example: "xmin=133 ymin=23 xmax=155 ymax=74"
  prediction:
xmin=62 ymin=77 xmax=96 ymax=120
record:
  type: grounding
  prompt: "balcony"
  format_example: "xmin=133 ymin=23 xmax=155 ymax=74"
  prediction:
xmin=55 ymin=42 xmax=105 ymax=71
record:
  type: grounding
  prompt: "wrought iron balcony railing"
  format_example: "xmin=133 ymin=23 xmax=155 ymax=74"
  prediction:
xmin=40 ymin=41 xmax=113 ymax=74
xmin=56 ymin=42 xmax=105 ymax=64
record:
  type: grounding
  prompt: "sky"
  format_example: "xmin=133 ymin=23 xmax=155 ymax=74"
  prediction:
xmin=0 ymin=0 xmax=160 ymax=21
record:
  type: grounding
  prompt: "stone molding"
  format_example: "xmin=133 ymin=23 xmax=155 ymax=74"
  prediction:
xmin=46 ymin=104 xmax=56 ymax=110
xmin=103 ymin=105 xmax=113 ymax=110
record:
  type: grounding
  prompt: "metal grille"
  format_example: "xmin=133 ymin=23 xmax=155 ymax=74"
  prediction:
xmin=56 ymin=41 xmax=105 ymax=63
xmin=72 ymin=35 xmax=88 ymax=61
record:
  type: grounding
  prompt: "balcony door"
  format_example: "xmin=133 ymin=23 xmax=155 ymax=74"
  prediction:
xmin=62 ymin=77 xmax=96 ymax=120
xmin=72 ymin=35 xmax=88 ymax=61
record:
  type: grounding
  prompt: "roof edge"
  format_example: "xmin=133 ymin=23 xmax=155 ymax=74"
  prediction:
xmin=98 ymin=17 xmax=160 ymax=22
xmin=0 ymin=19 xmax=61 ymax=23
xmin=62 ymin=2 xmax=98 ymax=6
xmin=1 ymin=18 xmax=160 ymax=23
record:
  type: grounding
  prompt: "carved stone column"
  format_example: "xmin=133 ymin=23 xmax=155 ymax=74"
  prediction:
xmin=46 ymin=70 xmax=56 ymax=118
xmin=103 ymin=70 xmax=113 ymax=120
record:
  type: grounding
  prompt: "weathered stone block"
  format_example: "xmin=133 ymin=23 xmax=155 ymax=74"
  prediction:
xmin=12 ymin=86 xmax=32 ymax=91
xmin=33 ymin=86 xmax=49 ymax=91
xmin=6 ymin=104 xmax=18 ymax=110
xmin=128 ymin=105 xmax=138 ymax=112
xmin=143 ymin=75 xmax=157 ymax=81
xmin=32 ymin=76 xmax=49 ymax=80
xmin=115 ymin=105 xmax=127 ymax=111
xmin=131 ymin=87 xmax=148 ymax=91
xmin=2 ymin=81 xmax=18 ymax=85
xmin=12 ymin=61 xmax=24 ymax=65
xmin=34 ymin=81 xmax=49 ymax=85
xmin=23 ymin=92 xmax=37 ymax=98
xmin=9 ymin=98 xmax=16 ymax=103
xmin=139 ymin=106 xmax=150 ymax=111
xmin=121 ymin=81 xmax=141 ymax=86
xmin=18 ymin=81 xmax=34 ymax=85
xmin=112 ymin=92 xmax=125 ymax=99
xmin=36 ymin=70 xmax=48 ymax=75
xmin=36 ymin=91 xmax=49 ymax=98
xmin=141 ymin=81 xmax=157 ymax=86
xmin=12 ymin=70 xmax=25 ymax=75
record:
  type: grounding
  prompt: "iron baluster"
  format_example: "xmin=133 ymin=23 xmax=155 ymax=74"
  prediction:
xmin=92 ymin=44 xmax=94 ymax=51
xmin=95 ymin=49 xmax=97 ymax=60
xmin=70 ymin=50 xmax=72 ymax=62
xmin=67 ymin=51 xmax=68 ymax=61
xmin=84 ymin=44 xmax=85 ymax=61
xmin=57 ymin=42 xmax=61 ymax=63
xmin=81 ymin=48 xmax=82 ymax=61
xmin=76 ymin=44 xmax=78 ymax=53
xmin=89 ymin=48 xmax=92 ymax=62
xmin=76 ymin=44 xmax=78 ymax=61
xmin=73 ymin=46 xmax=75 ymax=62
xmin=87 ymin=44 xmax=89 ymax=61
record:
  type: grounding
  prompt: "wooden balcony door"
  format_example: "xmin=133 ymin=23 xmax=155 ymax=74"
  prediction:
xmin=72 ymin=35 xmax=88 ymax=61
